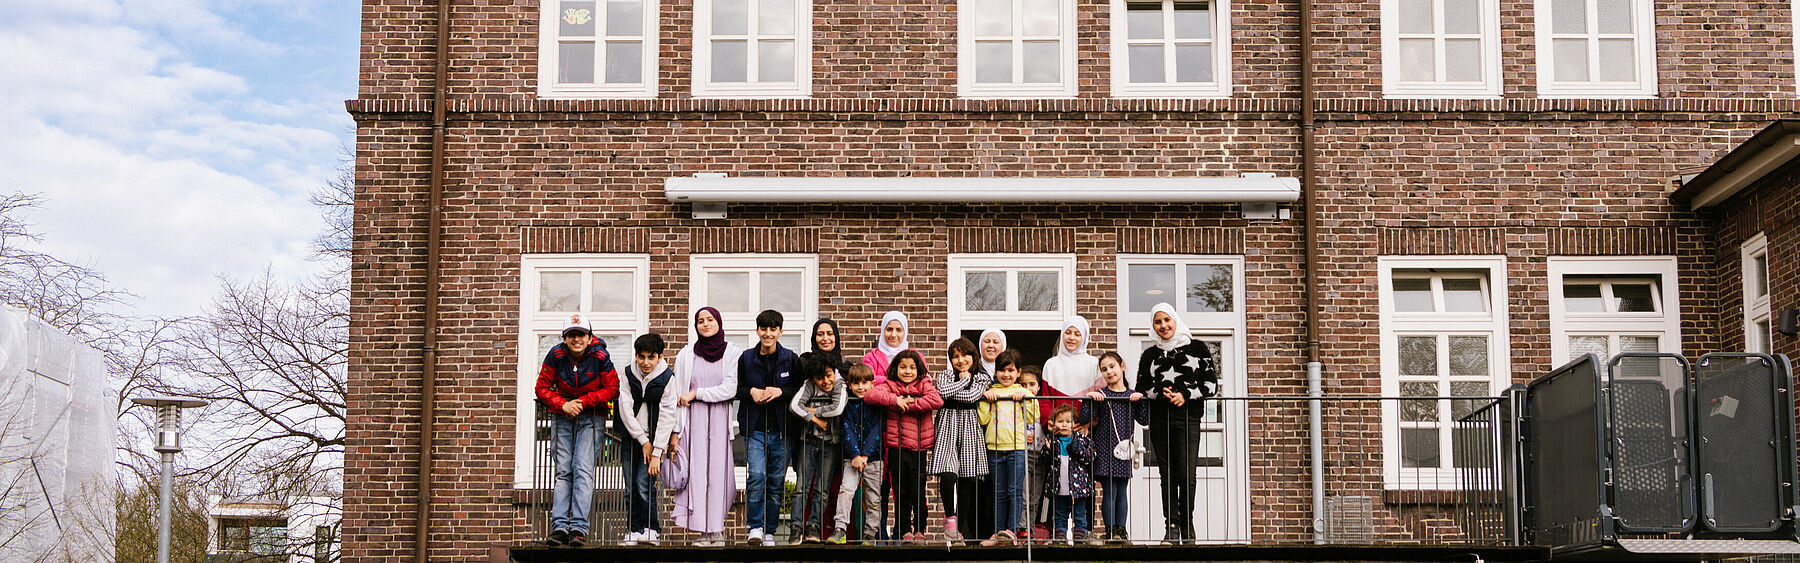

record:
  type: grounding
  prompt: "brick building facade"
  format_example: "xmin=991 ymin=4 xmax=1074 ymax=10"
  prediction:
xmin=347 ymin=0 xmax=1797 ymax=559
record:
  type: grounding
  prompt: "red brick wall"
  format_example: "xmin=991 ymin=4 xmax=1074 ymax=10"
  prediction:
xmin=1705 ymin=154 xmax=1800 ymax=354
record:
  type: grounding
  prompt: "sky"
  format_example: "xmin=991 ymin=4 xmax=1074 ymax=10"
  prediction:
xmin=0 ymin=0 xmax=359 ymax=319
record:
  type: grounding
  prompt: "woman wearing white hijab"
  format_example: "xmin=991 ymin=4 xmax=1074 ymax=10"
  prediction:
xmin=1042 ymin=315 xmax=1103 ymax=397
xmin=1131 ymin=303 xmax=1218 ymax=545
xmin=977 ymin=329 xmax=1006 ymax=377
xmin=860 ymin=310 xmax=916 ymax=385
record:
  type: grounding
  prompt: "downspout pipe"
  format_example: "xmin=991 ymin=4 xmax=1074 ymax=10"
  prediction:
xmin=416 ymin=0 xmax=450 ymax=560
xmin=1299 ymin=0 xmax=1327 ymax=545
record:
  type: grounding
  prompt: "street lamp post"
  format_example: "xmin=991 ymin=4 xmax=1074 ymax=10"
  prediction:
xmin=132 ymin=396 xmax=208 ymax=563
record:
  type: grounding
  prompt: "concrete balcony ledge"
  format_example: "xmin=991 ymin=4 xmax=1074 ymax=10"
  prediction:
xmin=505 ymin=543 xmax=1550 ymax=563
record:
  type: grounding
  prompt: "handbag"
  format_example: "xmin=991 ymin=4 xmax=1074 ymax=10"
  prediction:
xmin=1110 ymin=400 xmax=1135 ymax=461
xmin=662 ymin=441 xmax=688 ymax=492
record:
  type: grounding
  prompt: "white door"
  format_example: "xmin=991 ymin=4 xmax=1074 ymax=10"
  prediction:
xmin=1115 ymin=257 xmax=1248 ymax=544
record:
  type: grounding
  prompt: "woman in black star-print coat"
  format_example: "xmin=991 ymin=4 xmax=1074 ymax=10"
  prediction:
xmin=1132 ymin=303 xmax=1219 ymax=545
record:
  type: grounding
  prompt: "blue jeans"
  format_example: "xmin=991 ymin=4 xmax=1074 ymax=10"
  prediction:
xmin=550 ymin=413 xmax=603 ymax=533
xmin=746 ymin=431 xmax=791 ymax=531
xmin=1051 ymin=495 xmax=1092 ymax=533
xmin=792 ymin=437 xmax=837 ymax=535
xmin=620 ymin=436 xmax=660 ymax=533
xmin=1098 ymin=476 xmax=1130 ymax=529
xmin=989 ymin=450 xmax=1025 ymax=533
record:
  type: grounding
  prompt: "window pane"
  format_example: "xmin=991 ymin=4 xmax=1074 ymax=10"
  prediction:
xmin=1126 ymin=3 xmax=1162 ymax=39
xmin=707 ymin=272 xmax=750 ymax=312
xmin=1551 ymin=0 xmax=1586 ymax=34
xmin=1564 ymin=283 xmax=1603 ymax=312
xmin=539 ymin=272 xmax=580 ymax=312
xmin=560 ymin=1 xmax=598 ymax=36
xmin=1444 ymin=38 xmax=1481 ymax=81
xmin=558 ymin=42 xmax=596 ymax=83
xmin=604 ymin=41 xmax=642 ymax=83
xmin=975 ymin=0 xmax=1012 ymax=35
xmin=712 ymin=40 xmax=748 ymax=81
xmin=606 ymin=0 xmax=642 ymax=35
xmin=1400 ymin=336 xmax=1438 ymax=376
xmin=966 ymin=271 xmax=1005 ymax=310
xmin=591 ymin=271 xmax=634 ymax=312
xmin=1756 ymin=320 xmax=1773 ymax=354
xmin=1394 ymin=278 xmax=1433 ymax=312
xmin=1442 ymin=278 xmax=1486 ymax=312
xmin=1612 ymin=283 xmax=1654 ymax=312
xmin=759 ymin=0 xmax=795 ymax=34
xmin=1018 ymin=272 xmax=1059 ymax=311
xmin=1451 ymin=381 xmax=1490 ymax=420
xmin=1553 ymin=38 xmax=1588 ymax=81
xmin=1595 ymin=0 xmax=1632 ymax=33
xmin=1172 ymin=2 xmax=1212 ymax=39
xmin=1198 ymin=429 xmax=1223 ymax=462
xmin=1398 ymin=38 xmax=1436 ymax=82
xmin=1128 ymin=44 xmax=1166 ymax=83
xmin=1402 ymin=428 xmax=1441 ymax=468
xmin=1401 ymin=381 xmax=1439 ymax=422
xmin=759 ymin=271 xmax=803 ymax=312
xmin=597 ymin=333 xmax=632 ymax=352
xmin=1022 ymin=41 xmax=1061 ymax=82
xmin=1174 ymin=44 xmax=1212 ymax=82
xmin=1443 ymin=0 xmax=1480 ymax=34
xmin=713 ymin=0 xmax=749 ymax=34
xmin=1129 ymin=264 xmax=1176 ymax=312
xmin=759 ymin=40 xmax=796 ymax=81
xmin=1022 ymin=0 xmax=1059 ymax=36
xmin=1754 ymin=254 xmax=1769 ymax=297
xmin=1569 ymin=335 xmax=1608 ymax=362
xmin=537 ymin=333 xmax=562 ymax=360
xmin=1620 ymin=335 xmax=1657 ymax=354
xmin=1397 ymin=0 xmax=1434 ymax=34
xmin=1596 ymin=39 xmax=1635 ymax=81
xmin=975 ymin=41 xmax=1013 ymax=82
xmin=1452 ymin=426 xmax=1490 ymax=468
xmin=1186 ymin=264 xmax=1233 ymax=312
xmin=1448 ymin=336 xmax=1488 ymax=376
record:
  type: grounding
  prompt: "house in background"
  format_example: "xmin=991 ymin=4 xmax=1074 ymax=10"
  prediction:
xmin=206 ymin=495 xmax=341 ymax=563
xmin=345 ymin=0 xmax=1795 ymax=559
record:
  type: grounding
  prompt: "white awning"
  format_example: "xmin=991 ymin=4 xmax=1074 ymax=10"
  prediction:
xmin=663 ymin=174 xmax=1301 ymax=203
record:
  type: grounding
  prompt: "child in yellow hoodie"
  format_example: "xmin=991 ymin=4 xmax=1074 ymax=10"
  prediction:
xmin=977 ymin=349 xmax=1037 ymax=545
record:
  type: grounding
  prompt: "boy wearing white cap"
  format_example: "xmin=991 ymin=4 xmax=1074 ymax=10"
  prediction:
xmin=534 ymin=314 xmax=621 ymax=547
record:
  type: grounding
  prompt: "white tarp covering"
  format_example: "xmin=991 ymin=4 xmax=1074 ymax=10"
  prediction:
xmin=0 ymin=305 xmax=116 ymax=562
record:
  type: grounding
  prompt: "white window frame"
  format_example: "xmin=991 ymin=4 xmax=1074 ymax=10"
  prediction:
xmin=688 ymin=254 xmax=819 ymax=350
xmin=946 ymin=254 xmax=1078 ymax=334
xmin=957 ymin=0 xmax=1080 ymax=99
xmin=691 ymin=0 xmax=813 ymax=98
xmin=1378 ymin=255 xmax=1511 ymax=490
xmin=1532 ymin=0 xmax=1657 ymax=98
xmin=537 ymin=0 xmax=660 ymax=99
xmin=514 ymin=254 xmax=651 ymax=487
xmin=1109 ymin=0 xmax=1234 ymax=99
xmin=1743 ymin=235 xmax=1773 ymax=354
xmin=1379 ymin=0 xmax=1502 ymax=98
xmin=1547 ymin=256 xmax=1680 ymax=363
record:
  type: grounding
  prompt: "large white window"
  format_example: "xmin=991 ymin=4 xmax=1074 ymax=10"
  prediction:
xmin=689 ymin=254 xmax=818 ymax=350
xmin=1378 ymin=256 xmax=1510 ymax=489
xmin=1533 ymin=0 xmax=1656 ymax=98
xmin=959 ymin=0 xmax=1079 ymax=98
xmin=1547 ymin=256 xmax=1680 ymax=363
xmin=1743 ymin=235 xmax=1773 ymax=354
xmin=538 ymin=0 xmax=659 ymax=99
xmin=515 ymin=254 xmax=651 ymax=486
xmin=1110 ymin=0 xmax=1232 ymax=98
xmin=947 ymin=254 xmax=1078 ymax=331
xmin=692 ymin=0 xmax=812 ymax=98
xmin=1381 ymin=0 xmax=1501 ymax=98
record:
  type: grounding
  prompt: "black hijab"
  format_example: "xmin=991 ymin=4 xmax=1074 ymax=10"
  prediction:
xmin=810 ymin=317 xmax=848 ymax=372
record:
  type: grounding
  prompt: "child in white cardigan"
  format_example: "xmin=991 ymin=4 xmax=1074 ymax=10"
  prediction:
xmin=615 ymin=333 xmax=682 ymax=546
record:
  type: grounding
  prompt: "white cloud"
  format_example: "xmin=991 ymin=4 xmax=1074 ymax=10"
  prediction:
xmin=0 ymin=1 xmax=345 ymax=319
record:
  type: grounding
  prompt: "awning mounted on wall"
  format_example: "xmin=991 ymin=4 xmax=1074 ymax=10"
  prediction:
xmin=664 ymin=173 xmax=1301 ymax=219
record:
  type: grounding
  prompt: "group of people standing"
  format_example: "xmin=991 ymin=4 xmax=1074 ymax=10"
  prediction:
xmin=533 ymin=303 xmax=1219 ymax=548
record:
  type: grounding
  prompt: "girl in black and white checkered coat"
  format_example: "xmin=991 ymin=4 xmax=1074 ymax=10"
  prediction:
xmin=928 ymin=337 xmax=991 ymax=542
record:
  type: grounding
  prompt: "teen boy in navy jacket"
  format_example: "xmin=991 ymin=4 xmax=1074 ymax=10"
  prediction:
xmin=533 ymin=315 xmax=620 ymax=547
xmin=737 ymin=309 xmax=804 ymax=545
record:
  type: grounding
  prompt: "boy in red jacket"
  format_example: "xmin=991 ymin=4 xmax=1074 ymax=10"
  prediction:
xmin=534 ymin=314 xmax=620 ymax=547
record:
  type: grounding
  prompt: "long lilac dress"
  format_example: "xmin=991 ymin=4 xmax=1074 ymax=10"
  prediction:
xmin=671 ymin=343 xmax=740 ymax=534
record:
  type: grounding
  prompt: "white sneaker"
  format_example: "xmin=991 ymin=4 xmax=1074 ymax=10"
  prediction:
xmin=698 ymin=532 xmax=725 ymax=546
xmin=641 ymin=529 xmax=660 ymax=545
xmin=762 ymin=534 xmax=777 ymax=547
xmin=621 ymin=531 xmax=640 ymax=546
xmin=747 ymin=527 xmax=765 ymax=545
